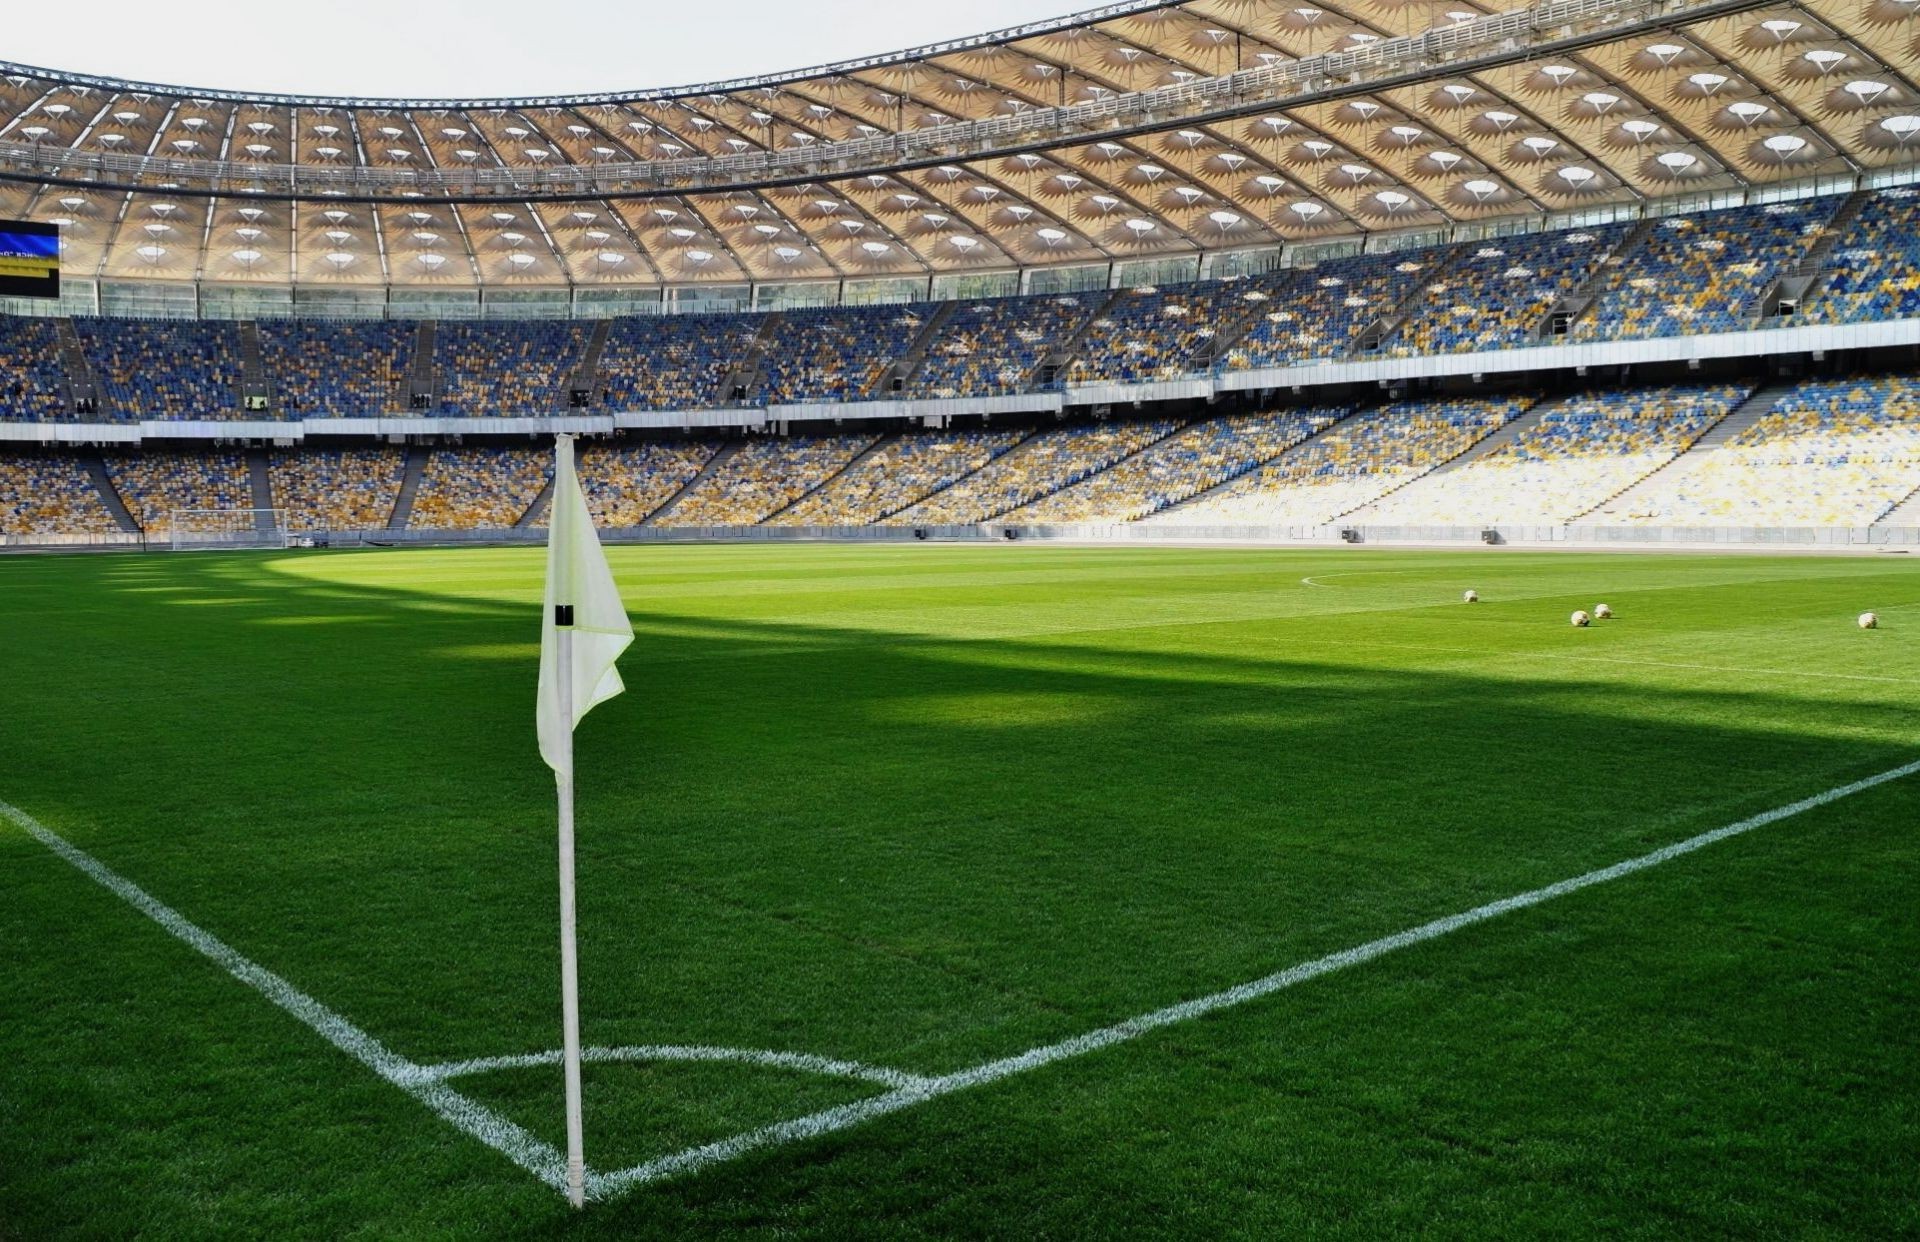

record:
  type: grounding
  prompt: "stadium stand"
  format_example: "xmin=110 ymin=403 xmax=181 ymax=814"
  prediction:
xmin=578 ymin=441 xmax=720 ymax=526
xmin=1226 ymin=250 xmax=1438 ymax=369
xmin=268 ymin=448 xmax=406 ymax=531
xmin=105 ymin=451 xmax=251 ymax=532
xmin=658 ymin=434 xmax=879 ymax=525
xmin=1574 ymin=198 xmax=1840 ymax=340
xmin=0 ymin=316 xmax=73 ymax=421
xmin=0 ymin=453 xmax=120 ymax=534
xmin=259 ymin=321 xmax=414 ymax=417
xmin=409 ymin=446 xmax=552 ymax=529
xmin=597 ymin=314 xmax=761 ymax=410
xmin=768 ymin=429 xmax=1028 ymax=525
xmin=1006 ymin=407 xmax=1349 ymax=524
xmin=1384 ymin=223 xmax=1632 ymax=356
xmin=1163 ymin=396 xmax=1532 ymax=525
xmin=757 ymin=306 xmax=926 ymax=403
xmin=910 ymin=297 xmax=1091 ymax=397
xmin=433 ymin=321 xmax=590 ymax=416
xmin=890 ymin=420 xmax=1181 ymax=525
xmin=1072 ymin=281 xmax=1272 ymax=383
xmin=1350 ymin=385 xmax=1748 ymax=525
xmin=77 ymin=318 xmax=247 ymax=419
xmin=1800 ymin=188 xmax=1920 ymax=324
xmin=1586 ymin=374 xmax=1920 ymax=526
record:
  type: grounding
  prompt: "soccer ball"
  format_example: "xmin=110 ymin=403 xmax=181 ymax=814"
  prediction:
xmin=1594 ymin=603 xmax=1613 ymax=619
xmin=1859 ymin=611 xmax=1879 ymax=630
xmin=1463 ymin=590 xmax=1479 ymax=603
xmin=1571 ymin=610 xmax=1591 ymax=628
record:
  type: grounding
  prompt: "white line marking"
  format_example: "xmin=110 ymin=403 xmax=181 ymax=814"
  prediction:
xmin=10 ymin=758 xmax=1920 ymax=1205
xmin=591 ymin=757 xmax=1920 ymax=1200
xmin=421 ymin=1045 xmax=931 ymax=1090
xmin=0 ymin=801 xmax=573 ymax=1194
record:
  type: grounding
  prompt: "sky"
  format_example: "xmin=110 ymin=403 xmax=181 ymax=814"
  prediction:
xmin=4 ymin=0 xmax=1092 ymax=99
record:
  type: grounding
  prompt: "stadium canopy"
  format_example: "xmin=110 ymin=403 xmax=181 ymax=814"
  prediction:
xmin=1 ymin=0 xmax=1917 ymax=290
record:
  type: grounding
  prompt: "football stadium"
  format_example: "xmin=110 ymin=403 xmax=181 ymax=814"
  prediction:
xmin=2 ymin=0 xmax=1918 ymax=1234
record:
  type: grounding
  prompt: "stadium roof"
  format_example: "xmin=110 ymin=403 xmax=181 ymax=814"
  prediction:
xmin=2 ymin=0 xmax=1918 ymax=289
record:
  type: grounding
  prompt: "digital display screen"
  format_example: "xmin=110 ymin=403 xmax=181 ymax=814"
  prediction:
xmin=0 ymin=221 xmax=60 ymax=300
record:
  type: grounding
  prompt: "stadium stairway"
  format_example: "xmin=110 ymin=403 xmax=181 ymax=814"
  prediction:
xmin=571 ymin=319 xmax=613 ymax=407
xmin=406 ymin=322 xmax=437 ymax=410
xmin=1549 ymin=218 xmax=1659 ymax=336
xmin=1044 ymin=287 xmax=1125 ymax=382
xmin=1152 ymin=405 xmax=1371 ymax=519
xmin=1363 ymin=244 xmax=1470 ymax=356
xmin=80 ymin=452 xmax=140 ymax=533
xmin=872 ymin=427 xmax=1043 ymax=521
xmin=873 ymin=304 xmax=958 ymax=395
xmin=1328 ymin=396 xmax=1545 ymax=521
xmin=1571 ymin=380 xmax=1794 ymax=521
xmin=716 ymin=314 xmax=784 ymax=405
xmin=516 ymin=477 xmax=555 ymax=529
xmin=981 ymin=419 xmax=1193 ymax=522
xmin=388 ymin=447 xmax=430 ymax=530
xmin=54 ymin=318 xmax=100 ymax=415
xmin=1874 ymin=480 xmax=1920 ymax=527
xmin=760 ymin=433 xmax=900 ymax=523
xmin=245 ymin=449 xmax=275 ymax=531
xmin=644 ymin=441 xmax=741 ymax=525
xmin=239 ymin=323 xmax=272 ymax=412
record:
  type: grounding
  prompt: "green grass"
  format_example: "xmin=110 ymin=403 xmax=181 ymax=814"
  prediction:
xmin=1 ymin=542 xmax=1916 ymax=1238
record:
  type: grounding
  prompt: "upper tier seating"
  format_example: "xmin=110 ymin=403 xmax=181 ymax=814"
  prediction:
xmin=890 ymin=420 xmax=1181 ymax=525
xmin=1006 ymin=407 xmax=1348 ymax=524
xmin=757 ymin=306 xmax=926 ymax=403
xmin=259 ymin=321 xmax=414 ymax=417
xmin=0 ymin=454 xmax=119 ymax=534
xmin=77 ymin=318 xmax=246 ymax=419
xmin=0 ymin=317 xmax=72 ymax=421
xmin=1226 ymin=249 xmax=1441 ymax=370
xmin=1385 ymin=223 xmax=1632 ymax=356
xmin=598 ymin=314 xmax=761 ymax=411
xmin=579 ymin=442 xmax=720 ymax=526
xmin=433 ymin=322 xmax=590 ymax=416
xmin=1072 ymin=280 xmax=1275 ymax=384
xmin=910 ymin=297 xmax=1091 ymax=397
xmin=768 ymin=430 xmax=1028 ymax=526
xmin=659 ymin=435 xmax=879 ymax=526
xmin=268 ymin=449 xmax=405 ymax=531
xmin=1799 ymin=188 xmax=1920 ymax=324
xmin=1164 ymin=396 xmax=1532 ymax=525
xmin=105 ymin=451 xmax=250 ymax=532
xmin=410 ymin=447 xmax=551 ymax=529
xmin=1587 ymin=375 xmax=1920 ymax=526
xmin=1350 ymin=384 xmax=1747 ymax=525
xmin=1575 ymin=198 xmax=1840 ymax=340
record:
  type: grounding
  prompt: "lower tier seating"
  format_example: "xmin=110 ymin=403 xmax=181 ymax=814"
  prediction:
xmin=269 ymin=449 xmax=405 ymax=531
xmin=1162 ymin=396 xmax=1533 ymax=525
xmin=0 ymin=455 xmax=120 ymax=534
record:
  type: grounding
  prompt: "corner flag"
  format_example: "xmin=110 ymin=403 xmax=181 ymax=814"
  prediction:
xmin=538 ymin=435 xmax=633 ymax=777
xmin=536 ymin=433 xmax=631 ymax=1208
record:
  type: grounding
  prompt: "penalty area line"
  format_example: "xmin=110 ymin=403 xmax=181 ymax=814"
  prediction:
xmin=0 ymin=800 xmax=573 ymax=1195
xmin=591 ymin=755 xmax=1920 ymax=1201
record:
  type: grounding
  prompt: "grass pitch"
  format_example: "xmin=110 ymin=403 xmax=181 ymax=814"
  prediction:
xmin=1 ymin=543 xmax=1916 ymax=1238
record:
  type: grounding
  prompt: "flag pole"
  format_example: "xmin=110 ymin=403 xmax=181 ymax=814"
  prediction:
xmin=555 ymin=608 xmax=587 ymax=1208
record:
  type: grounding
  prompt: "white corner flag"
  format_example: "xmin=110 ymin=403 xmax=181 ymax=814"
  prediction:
xmin=537 ymin=433 xmax=632 ymax=1208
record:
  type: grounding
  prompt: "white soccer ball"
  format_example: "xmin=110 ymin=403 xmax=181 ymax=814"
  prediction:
xmin=1859 ymin=611 xmax=1879 ymax=630
xmin=1571 ymin=610 xmax=1591 ymax=628
xmin=1463 ymin=590 xmax=1479 ymax=603
xmin=1594 ymin=603 xmax=1613 ymax=619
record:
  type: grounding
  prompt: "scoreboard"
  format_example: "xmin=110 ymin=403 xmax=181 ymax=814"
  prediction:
xmin=0 ymin=221 xmax=59 ymax=299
